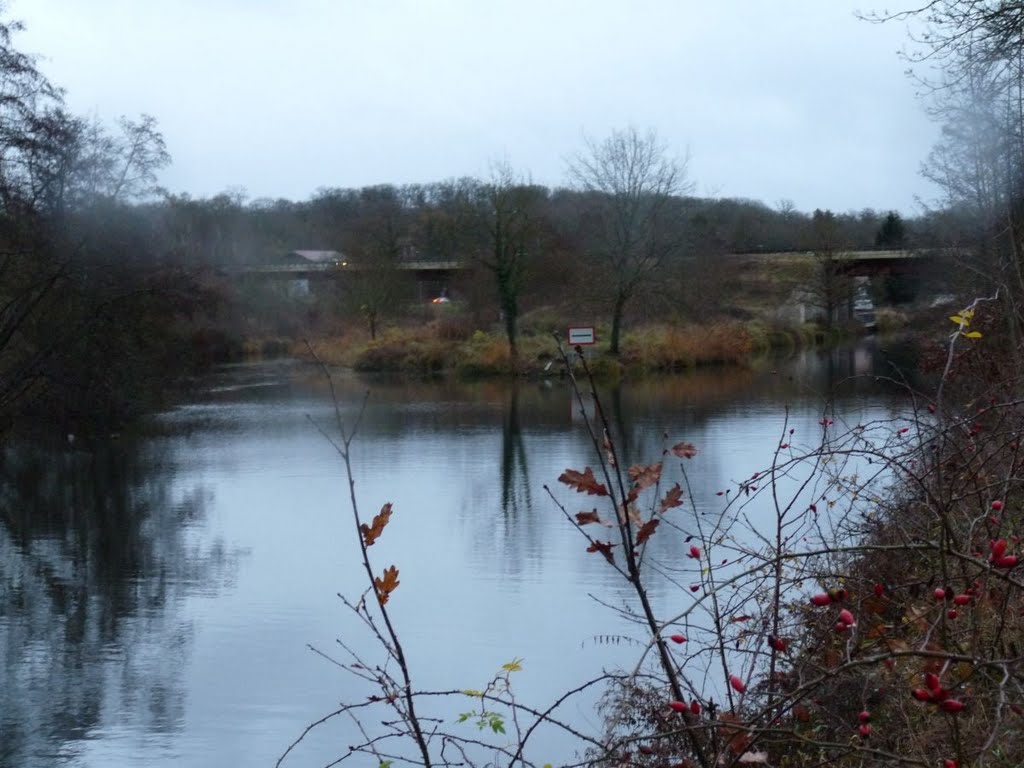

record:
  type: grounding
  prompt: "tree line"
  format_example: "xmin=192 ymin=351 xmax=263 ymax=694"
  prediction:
xmin=0 ymin=2 xmax=1002 ymax=432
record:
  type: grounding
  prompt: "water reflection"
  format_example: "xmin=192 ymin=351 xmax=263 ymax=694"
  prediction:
xmin=0 ymin=439 xmax=239 ymax=768
xmin=0 ymin=341 xmax=922 ymax=767
xmin=500 ymin=380 xmax=532 ymax=518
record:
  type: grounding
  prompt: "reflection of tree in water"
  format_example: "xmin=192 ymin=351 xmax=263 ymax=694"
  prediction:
xmin=500 ymin=379 xmax=532 ymax=519
xmin=0 ymin=439 xmax=238 ymax=768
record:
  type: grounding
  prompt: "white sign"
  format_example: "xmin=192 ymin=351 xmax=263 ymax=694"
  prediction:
xmin=567 ymin=326 xmax=596 ymax=346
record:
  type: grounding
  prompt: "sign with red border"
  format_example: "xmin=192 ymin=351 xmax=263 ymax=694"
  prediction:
xmin=567 ymin=326 xmax=596 ymax=346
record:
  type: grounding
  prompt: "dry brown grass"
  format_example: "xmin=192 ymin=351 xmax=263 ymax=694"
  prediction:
xmin=620 ymin=322 xmax=755 ymax=370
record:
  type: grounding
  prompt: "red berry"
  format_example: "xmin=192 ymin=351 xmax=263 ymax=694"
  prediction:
xmin=940 ymin=699 xmax=965 ymax=713
xmin=953 ymin=594 xmax=970 ymax=606
xmin=670 ymin=634 xmax=687 ymax=644
xmin=992 ymin=500 xmax=1004 ymax=511
xmin=927 ymin=403 xmax=936 ymax=413
xmin=991 ymin=539 xmax=1008 ymax=559
xmin=943 ymin=760 xmax=958 ymax=768
xmin=997 ymin=555 xmax=1019 ymax=569
xmin=810 ymin=593 xmax=832 ymax=607
xmin=688 ymin=545 xmax=700 ymax=559
xmin=858 ymin=723 xmax=871 ymax=737
xmin=912 ymin=688 xmax=932 ymax=702
xmin=925 ymin=673 xmax=941 ymax=692
xmin=768 ymin=635 xmax=787 ymax=652
xmin=947 ymin=609 xmax=958 ymax=620
xmin=834 ymin=622 xmax=849 ymax=632
xmin=669 ymin=700 xmax=687 ymax=712
xmin=729 ymin=675 xmax=746 ymax=694
xmin=873 ymin=583 xmax=884 ymax=597
xmin=934 ymin=587 xmax=947 ymax=600
xmin=690 ymin=584 xmax=700 ymax=592
xmin=838 ymin=608 xmax=856 ymax=626
xmin=638 ymin=745 xmax=654 ymax=755
xmin=858 ymin=710 xmax=871 ymax=722
xmin=690 ymin=699 xmax=700 ymax=715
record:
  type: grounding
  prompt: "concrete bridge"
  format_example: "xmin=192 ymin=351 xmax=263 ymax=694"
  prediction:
xmin=735 ymin=249 xmax=932 ymax=276
xmin=221 ymin=248 xmax=933 ymax=305
xmin=220 ymin=251 xmax=472 ymax=301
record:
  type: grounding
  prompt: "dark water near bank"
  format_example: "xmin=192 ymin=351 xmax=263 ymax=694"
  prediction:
xmin=0 ymin=339 xmax=918 ymax=767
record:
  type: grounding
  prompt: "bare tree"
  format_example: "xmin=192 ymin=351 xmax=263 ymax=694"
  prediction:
xmin=471 ymin=163 xmax=544 ymax=364
xmin=343 ymin=186 xmax=413 ymax=339
xmin=568 ymin=127 xmax=693 ymax=354
xmin=806 ymin=208 xmax=854 ymax=329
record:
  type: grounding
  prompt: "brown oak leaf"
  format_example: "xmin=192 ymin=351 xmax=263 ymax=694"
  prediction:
xmin=360 ymin=502 xmax=393 ymax=547
xmin=558 ymin=467 xmax=608 ymax=496
xmin=374 ymin=565 xmax=400 ymax=605
xmin=576 ymin=510 xmax=601 ymax=525
xmin=586 ymin=540 xmax=615 ymax=564
xmin=628 ymin=462 xmax=662 ymax=491
xmin=657 ymin=483 xmax=684 ymax=513
xmin=635 ymin=518 xmax=660 ymax=546
xmin=671 ymin=441 xmax=698 ymax=459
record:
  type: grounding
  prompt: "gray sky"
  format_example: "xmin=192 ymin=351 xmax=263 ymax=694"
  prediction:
xmin=15 ymin=0 xmax=940 ymax=214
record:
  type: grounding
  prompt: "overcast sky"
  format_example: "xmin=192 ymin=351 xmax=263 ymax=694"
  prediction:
xmin=14 ymin=1 xmax=940 ymax=214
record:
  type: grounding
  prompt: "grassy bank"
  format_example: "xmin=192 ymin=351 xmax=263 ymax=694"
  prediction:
xmin=287 ymin=315 xmax=851 ymax=378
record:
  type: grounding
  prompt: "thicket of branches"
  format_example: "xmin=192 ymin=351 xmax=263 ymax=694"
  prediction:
xmin=283 ymin=310 xmax=1024 ymax=768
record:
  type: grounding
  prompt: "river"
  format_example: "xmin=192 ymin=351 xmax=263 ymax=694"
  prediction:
xmin=0 ymin=339 xmax=918 ymax=767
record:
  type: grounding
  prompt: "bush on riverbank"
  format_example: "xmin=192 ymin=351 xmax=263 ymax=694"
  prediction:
xmin=583 ymin=304 xmax=1024 ymax=768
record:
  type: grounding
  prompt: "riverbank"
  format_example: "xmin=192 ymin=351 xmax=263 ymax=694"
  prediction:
xmin=274 ymin=317 xmax=880 ymax=378
xmin=249 ymin=313 xmax=905 ymax=380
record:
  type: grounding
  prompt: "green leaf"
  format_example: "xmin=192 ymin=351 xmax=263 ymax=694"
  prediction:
xmin=962 ymin=330 xmax=983 ymax=339
xmin=462 ymin=689 xmax=484 ymax=697
xmin=501 ymin=658 xmax=524 ymax=673
xmin=379 ymin=762 xmax=394 ymax=768
xmin=950 ymin=315 xmax=966 ymax=325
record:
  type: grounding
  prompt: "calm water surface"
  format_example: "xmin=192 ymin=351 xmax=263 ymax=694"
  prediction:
xmin=0 ymin=340 xmax=918 ymax=767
